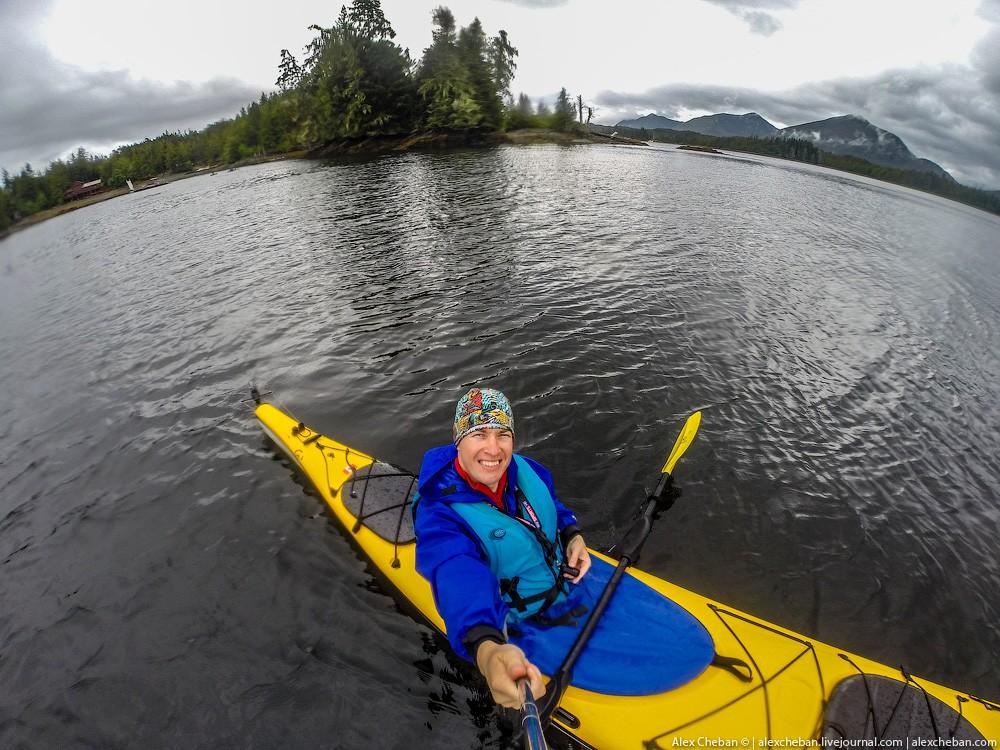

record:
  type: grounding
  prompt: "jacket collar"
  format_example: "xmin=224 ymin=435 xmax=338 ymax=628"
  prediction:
xmin=417 ymin=443 xmax=519 ymax=506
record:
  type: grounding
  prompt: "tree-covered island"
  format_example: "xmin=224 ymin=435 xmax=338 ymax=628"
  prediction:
xmin=0 ymin=0 xmax=627 ymax=234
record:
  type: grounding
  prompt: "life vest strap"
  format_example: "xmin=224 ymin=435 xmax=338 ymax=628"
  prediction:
xmin=514 ymin=487 xmax=563 ymax=572
xmin=500 ymin=575 xmax=565 ymax=615
xmin=532 ymin=604 xmax=590 ymax=627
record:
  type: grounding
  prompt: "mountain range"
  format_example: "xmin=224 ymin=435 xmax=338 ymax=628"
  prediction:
xmin=615 ymin=112 xmax=951 ymax=180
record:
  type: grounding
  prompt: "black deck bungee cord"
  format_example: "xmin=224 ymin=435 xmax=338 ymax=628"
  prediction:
xmin=838 ymin=653 xmax=887 ymax=740
xmin=389 ymin=476 xmax=418 ymax=567
xmin=835 ymin=654 xmax=960 ymax=743
xmin=953 ymin=696 xmax=969 ymax=739
xmin=900 ymin=667 xmax=942 ymax=740
xmin=346 ymin=463 xmax=416 ymax=566
xmin=349 ymin=460 xmax=375 ymax=531
xmin=309 ymin=436 xmax=417 ymax=567
xmin=644 ymin=605 xmax=827 ymax=746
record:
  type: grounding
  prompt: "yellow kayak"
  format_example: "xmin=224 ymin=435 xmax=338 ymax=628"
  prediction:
xmin=255 ymin=401 xmax=1000 ymax=747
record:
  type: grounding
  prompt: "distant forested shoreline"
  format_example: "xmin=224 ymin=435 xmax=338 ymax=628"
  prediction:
xmin=594 ymin=124 xmax=1000 ymax=216
xmin=3 ymin=0 xmax=997 ymax=233
xmin=0 ymin=0 xmax=583 ymax=233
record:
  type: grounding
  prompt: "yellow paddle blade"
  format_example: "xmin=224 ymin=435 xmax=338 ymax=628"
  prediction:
xmin=661 ymin=411 xmax=702 ymax=476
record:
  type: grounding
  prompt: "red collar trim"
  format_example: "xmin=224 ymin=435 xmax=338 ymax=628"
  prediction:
xmin=454 ymin=457 xmax=507 ymax=510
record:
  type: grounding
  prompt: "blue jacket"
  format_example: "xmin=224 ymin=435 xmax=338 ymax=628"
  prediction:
xmin=413 ymin=444 xmax=580 ymax=661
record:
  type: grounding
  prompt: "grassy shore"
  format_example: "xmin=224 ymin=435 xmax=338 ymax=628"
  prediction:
xmin=304 ymin=127 xmax=646 ymax=157
xmin=1 ymin=130 xmax=645 ymax=239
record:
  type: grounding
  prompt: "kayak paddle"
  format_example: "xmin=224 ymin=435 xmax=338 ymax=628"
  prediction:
xmin=518 ymin=677 xmax=549 ymax=750
xmin=536 ymin=411 xmax=703 ymax=724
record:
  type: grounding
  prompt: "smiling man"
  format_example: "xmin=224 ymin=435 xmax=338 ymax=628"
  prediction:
xmin=413 ymin=387 xmax=591 ymax=708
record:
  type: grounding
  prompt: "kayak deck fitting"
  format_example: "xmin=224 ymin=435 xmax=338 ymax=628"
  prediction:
xmin=254 ymin=401 xmax=1000 ymax=748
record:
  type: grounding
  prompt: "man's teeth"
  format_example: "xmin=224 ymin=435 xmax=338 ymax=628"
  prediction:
xmin=480 ymin=460 xmax=500 ymax=468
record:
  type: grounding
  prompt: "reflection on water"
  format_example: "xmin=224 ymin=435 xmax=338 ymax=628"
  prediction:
xmin=1 ymin=144 xmax=999 ymax=748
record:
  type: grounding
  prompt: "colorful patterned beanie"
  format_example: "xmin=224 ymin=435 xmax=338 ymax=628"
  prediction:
xmin=453 ymin=388 xmax=515 ymax=445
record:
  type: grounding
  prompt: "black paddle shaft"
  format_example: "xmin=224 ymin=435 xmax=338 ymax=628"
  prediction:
xmin=537 ymin=473 xmax=677 ymax=722
xmin=617 ymin=473 xmax=676 ymax=563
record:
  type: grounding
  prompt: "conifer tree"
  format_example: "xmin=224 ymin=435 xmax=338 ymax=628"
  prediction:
xmin=417 ymin=7 xmax=481 ymax=128
xmin=457 ymin=18 xmax=500 ymax=128
xmin=348 ymin=0 xmax=395 ymax=41
xmin=276 ymin=50 xmax=302 ymax=92
xmin=490 ymin=30 xmax=518 ymax=101
xmin=296 ymin=1 xmax=415 ymax=141
xmin=0 ymin=187 xmax=12 ymax=232
xmin=553 ymin=87 xmax=576 ymax=131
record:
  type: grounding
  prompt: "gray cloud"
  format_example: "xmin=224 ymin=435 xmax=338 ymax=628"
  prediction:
xmin=3 ymin=4 xmax=46 ymax=27
xmin=701 ymin=0 xmax=797 ymax=35
xmin=701 ymin=0 xmax=798 ymax=8
xmin=972 ymin=27 xmax=1000 ymax=96
xmin=742 ymin=11 xmax=783 ymax=35
xmin=595 ymin=52 xmax=1000 ymax=189
xmin=493 ymin=0 xmax=570 ymax=6
xmin=0 ymin=3 xmax=262 ymax=175
xmin=979 ymin=0 xmax=1000 ymax=22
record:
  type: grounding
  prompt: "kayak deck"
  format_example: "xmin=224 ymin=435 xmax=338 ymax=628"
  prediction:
xmin=255 ymin=402 xmax=1000 ymax=747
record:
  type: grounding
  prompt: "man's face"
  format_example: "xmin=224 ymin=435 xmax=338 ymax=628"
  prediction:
xmin=457 ymin=427 xmax=514 ymax=491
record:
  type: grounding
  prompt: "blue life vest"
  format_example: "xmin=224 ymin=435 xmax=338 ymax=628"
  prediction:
xmin=450 ymin=456 xmax=568 ymax=623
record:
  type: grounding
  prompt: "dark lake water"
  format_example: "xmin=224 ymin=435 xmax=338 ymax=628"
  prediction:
xmin=1 ymin=143 xmax=998 ymax=748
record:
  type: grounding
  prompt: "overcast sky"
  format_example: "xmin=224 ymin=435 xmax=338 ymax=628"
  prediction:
xmin=2 ymin=0 xmax=999 ymax=188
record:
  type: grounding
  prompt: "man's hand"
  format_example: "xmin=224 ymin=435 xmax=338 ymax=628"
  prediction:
xmin=475 ymin=642 xmax=546 ymax=709
xmin=564 ymin=534 xmax=591 ymax=583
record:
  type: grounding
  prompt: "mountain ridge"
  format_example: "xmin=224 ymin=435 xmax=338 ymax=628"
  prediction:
xmin=617 ymin=112 xmax=777 ymax=138
xmin=615 ymin=111 xmax=952 ymax=180
xmin=777 ymin=115 xmax=951 ymax=180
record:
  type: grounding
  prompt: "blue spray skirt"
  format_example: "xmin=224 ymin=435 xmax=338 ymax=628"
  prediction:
xmin=509 ymin=556 xmax=715 ymax=696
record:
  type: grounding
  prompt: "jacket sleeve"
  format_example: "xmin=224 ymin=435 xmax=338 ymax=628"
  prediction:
xmin=520 ymin=455 xmax=580 ymax=538
xmin=414 ymin=501 xmax=510 ymax=662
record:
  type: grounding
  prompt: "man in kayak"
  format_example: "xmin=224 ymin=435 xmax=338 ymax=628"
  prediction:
xmin=413 ymin=387 xmax=592 ymax=708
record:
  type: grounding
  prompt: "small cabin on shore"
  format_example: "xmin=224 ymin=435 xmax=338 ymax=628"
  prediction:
xmin=64 ymin=179 xmax=102 ymax=201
